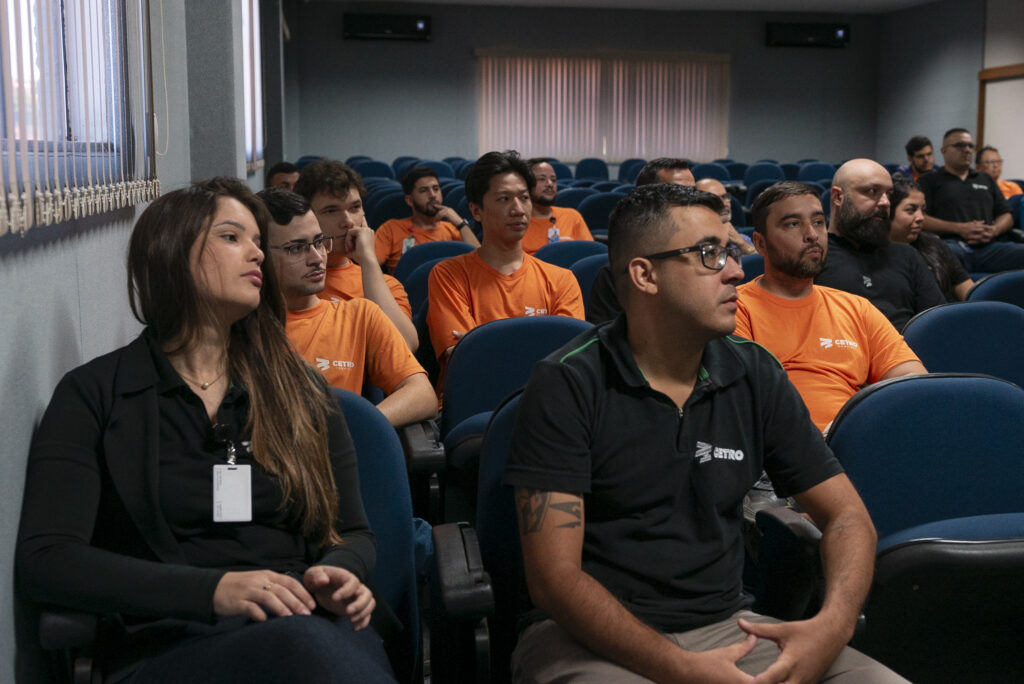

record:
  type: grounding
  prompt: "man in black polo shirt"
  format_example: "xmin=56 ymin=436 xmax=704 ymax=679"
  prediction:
xmin=815 ymin=159 xmax=944 ymax=330
xmin=504 ymin=184 xmax=904 ymax=682
xmin=918 ymin=127 xmax=1024 ymax=273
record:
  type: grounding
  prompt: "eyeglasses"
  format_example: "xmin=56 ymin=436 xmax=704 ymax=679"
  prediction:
xmin=948 ymin=142 xmax=975 ymax=150
xmin=980 ymin=158 xmax=1004 ymax=165
xmin=640 ymin=241 xmax=744 ymax=272
xmin=268 ymin=235 xmax=333 ymax=259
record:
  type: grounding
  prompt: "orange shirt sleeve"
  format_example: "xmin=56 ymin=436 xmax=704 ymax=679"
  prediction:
xmin=549 ymin=265 xmax=586 ymax=320
xmin=733 ymin=286 xmax=754 ymax=339
xmin=859 ymin=297 xmax=922 ymax=382
xmin=427 ymin=257 xmax=477 ymax=359
xmin=557 ymin=207 xmax=594 ymax=241
xmin=375 ymin=219 xmax=402 ymax=268
xmin=383 ymin=273 xmax=413 ymax=318
xmin=358 ymin=299 xmax=427 ymax=393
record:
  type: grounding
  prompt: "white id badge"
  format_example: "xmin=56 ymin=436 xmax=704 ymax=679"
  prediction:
xmin=213 ymin=464 xmax=252 ymax=522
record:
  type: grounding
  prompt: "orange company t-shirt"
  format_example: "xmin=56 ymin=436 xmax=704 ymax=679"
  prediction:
xmin=318 ymin=260 xmax=412 ymax=319
xmin=286 ymin=298 xmax=425 ymax=394
xmin=522 ymin=206 xmax=594 ymax=255
xmin=734 ymin=280 xmax=920 ymax=432
xmin=375 ymin=217 xmax=464 ymax=270
xmin=426 ymin=250 xmax=585 ymax=359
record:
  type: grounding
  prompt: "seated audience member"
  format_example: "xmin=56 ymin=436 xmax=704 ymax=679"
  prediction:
xmin=427 ymin=150 xmax=585 ymax=365
xmin=16 ymin=178 xmax=395 ymax=683
xmin=294 ymin=160 xmax=417 ymax=350
xmin=695 ymin=176 xmax=756 ymax=254
xmin=815 ymin=158 xmax=945 ymax=330
xmin=260 ymin=189 xmax=436 ymax=428
xmin=374 ymin=166 xmax=480 ymax=272
xmin=522 ymin=158 xmax=594 ymax=255
xmin=265 ymin=161 xmax=300 ymax=191
xmin=895 ymin=135 xmax=934 ymax=181
xmin=889 ymin=178 xmax=974 ymax=301
xmin=735 ymin=181 xmax=925 ymax=432
xmin=976 ymin=145 xmax=1022 ymax=199
xmin=635 ymin=157 xmax=696 ymax=187
xmin=505 ymin=183 xmax=906 ymax=683
xmin=919 ymin=128 xmax=1024 ymax=273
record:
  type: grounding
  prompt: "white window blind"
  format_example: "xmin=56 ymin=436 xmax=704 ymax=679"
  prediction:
xmin=0 ymin=0 xmax=158 ymax=236
xmin=478 ymin=51 xmax=730 ymax=163
xmin=241 ymin=0 xmax=263 ymax=175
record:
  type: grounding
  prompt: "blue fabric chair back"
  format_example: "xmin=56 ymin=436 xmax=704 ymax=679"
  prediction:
xmin=780 ymin=163 xmax=800 ymax=181
xmin=819 ymin=187 xmax=832 ymax=220
xmin=730 ymin=195 xmax=746 ymax=227
xmin=443 ymin=184 xmax=466 ymax=208
xmin=352 ymin=159 xmax=396 ymax=179
xmin=726 ymin=162 xmax=748 ymax=181
xmin=392 ymin=156 xmax=421 ymax=177
xmin=575 ymin=157 xmax=609 ymax=180
xmin=967 ymin=270 xmax=1024 ymax=308
xmin=826 ymin=374 xmax=1024 ymax=542
xmin=576 ymin=192 xmax=625 ymax=238
xmin=331 ymin=389 xmax=420 ymax=683
xmin=549 ymin=161 xmax=574 ymax=180
xmin=571 ymin=254 xmax=609 ymax=309
xmin=533 ymin=240 xmax=608 ymax=269
xmin=456 ymin=160 xmax=474 ymax=180
xmin=367 ymin=192 xmax=411 ymax=230
xmin=443 ymin=156 xmax=466 ymax=166
xmin=618 ymin=158 xmax=646 ymax=183
xmin=692 ymin=163 xmax=731 ymax=182
xmin=1008 ymin=194 xmax=1022 ymax=229
xmin=745 ymin=178 xmax=778 ymax=207
xmin=590 ymin=180 xmax=622 ymax=192
xmin=743 ymin=163 xmax=785 ymax=187
xmin=416 ymin=159 xmax=456 ymax=180
xmin=902 ymin=302 xmax=1024 ymax=388
xmin=297 ymin=155 xmax=325 ymax=169
xmin=440 ymin=317 xmax=592 ymax=438
xmin=402 ymin=256 xmax=448 ymax=315
xmin=393 ymin=240 xmax=475 ymax=285
xmin=798 ymin=162 xmax=836 ymax=183
xmin=740 ymin=253 xmax=764 ymax=284
xmin=553 ymin=187 xmax=598 ymax=209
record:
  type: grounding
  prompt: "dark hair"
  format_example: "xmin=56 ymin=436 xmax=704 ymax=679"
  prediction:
xmin=127 ymin=177 xmax=342 ymax=547
xmin=257 ymin=187 xmax=311 ymax=225
xmin=465 ymin=150 xmax=535 ymax=206
xmin=608 ymin=184 xmax=723 ymax=280
xmin=635 ymin=158 xmax=691 ymax=186
xmin=889 ymin=177 xmax=923 ymax=218
xmin=975 ymin=145 xmax=999 ymax=166
xmin=265 ymin=161 xmax=298 ymax=185
xmin=401 ymin=166 xmax=440 ymax=195
xmin=293 ymin=159 xmax=366 ymax=201
xmin=750 ymin=181 xmax=821 ymax=234
xmin=526 ymin=157 xmax=551 ymax=169
xmin=942 ymin=127 xmax=970 ymax=142
xmin=904 ymin=136 xmax=932 ymax=157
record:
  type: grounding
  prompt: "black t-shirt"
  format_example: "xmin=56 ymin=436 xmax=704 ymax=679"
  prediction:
xmin=815 ymin=234 xmax=946 ymax=331
xmin=587 ymin=264 xmax=621 ymax=325
xmin=912 ymin=231 xmax=971 ymax=302
xmin=503 ymin=316 xmax=842 ymax=633
xmin=918 ymin=166 xmax=1010 ymax=234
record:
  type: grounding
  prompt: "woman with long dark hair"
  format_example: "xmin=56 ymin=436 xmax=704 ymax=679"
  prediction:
xmin=17 ymin=178 xmax=395 ymax=682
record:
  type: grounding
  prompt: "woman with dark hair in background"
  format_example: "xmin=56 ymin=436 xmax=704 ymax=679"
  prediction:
xmin=889 ymin=177 xmax=974 ymax=301
xmin=16 ymin=178 xmax=395 ymax=683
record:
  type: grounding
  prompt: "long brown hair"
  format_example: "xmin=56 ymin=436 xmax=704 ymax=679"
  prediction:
xmin=128 ymin=177 xmax=343 ymax=547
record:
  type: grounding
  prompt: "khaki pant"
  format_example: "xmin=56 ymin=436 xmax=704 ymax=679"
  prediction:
xmin=511 ymin=611 xmax=909 ymax=683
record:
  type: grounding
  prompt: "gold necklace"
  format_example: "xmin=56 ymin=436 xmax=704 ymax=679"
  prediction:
xmin=179 ymin=367 xmax=227 ymax=390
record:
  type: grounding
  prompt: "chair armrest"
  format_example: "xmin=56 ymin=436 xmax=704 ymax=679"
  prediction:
xmin=432 ymin=522 xmax=494 ymax=623
xmin=752 ymin=506 xmax=823 ymax=621
xmin=38 ymin=607 xmax=99 ymax=651
xmin=397 ymin=419 xmax=445 ymax=474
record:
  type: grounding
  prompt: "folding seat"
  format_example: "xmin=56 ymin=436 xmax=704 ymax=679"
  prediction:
xmin=532 ymin=240 xmax=608 ymax=269
xmin=797 ymin=162 xmax=835 ymax=184
xmin=781 ymin=163 xmax=800 ymax=181
xmin=713 ymin=158 xmax=734 ymax=165
xmin=743 ymin=162 xmax=785 ymax=187
xmin=590 ymin=180 xmax=622 ymax=192
xmin=740 ymin=253 xmax=764 ymax=284
xmin=351 ymin=159 xmax=396 ymax=179
xmin=416 ymin=159 xmax=456 ymax=180
xmin=549 ymin=161 xmax=574 ymax=180
xmin=574 ymin=157 xmax=609 ymax=181
xmin=443 ymin=156 xmax=467 ymax=166
xmin=367 ymin=191 xmax=412 ymax=229
xmin=576 ymin=192 xmax=625 ymax=240
xmin=967 ymin=269 xmax=1024 ymax=308
xmin=617 ymin=158 xmax=646 ymax=183
xmin=726 ymin=162 xmax=748 ymax=181
xmin=570 ymin=254 xmax=609 ymax=315
xmin=744 ymin=178 xmax=778 ymax=207
xmin=552 ymin=187 xmax=598 ymax=210
xmin=393 ymin=241 xmax=476 ymax=285
xmin=344 ymin=154 xmax=371 ymax=166
xmin=691 ymin=162 xmax=731 ymax=182
xmin=392 ymin=155 xmax=421 ymax=177
xmin=612 ymin=184 xmax=634 ymax=194
xmin=902 ymin=301 xmax=1024 ymax=388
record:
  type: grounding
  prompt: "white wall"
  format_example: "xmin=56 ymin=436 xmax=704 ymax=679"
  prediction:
xmin=982 ymin=0 xmax=1024 ymax=180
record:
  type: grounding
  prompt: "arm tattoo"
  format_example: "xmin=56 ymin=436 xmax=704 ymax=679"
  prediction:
xmin=551 ymin=499 xmax=582 ymax=528
xmin=517 ymin=489 xmax=550 ymax=534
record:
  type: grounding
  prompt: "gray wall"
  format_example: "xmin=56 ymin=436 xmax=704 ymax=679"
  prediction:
xmin=874 ymin=0 xmax=985 ymax=168
xmin=286 ymin=2 xmax=884 ymax=165
xmin=982 ymin=0 xmax=1024 ymax=180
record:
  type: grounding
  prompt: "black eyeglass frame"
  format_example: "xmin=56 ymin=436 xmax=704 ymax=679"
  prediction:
xmin=638 ymin=241 xmax=745 ymax=272
xmin=267 ymin=235 xmax=334 ymax=258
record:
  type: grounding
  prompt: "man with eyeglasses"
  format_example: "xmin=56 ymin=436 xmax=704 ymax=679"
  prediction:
xmin=505 ymin=183 xmax=905 ymax=683
xmin=734 ymin=181 xmax=924 ymax=432
xmin=815 ymin=159 xmax=945 ymax=331
xmin=975 ymin=145 xmax=1022 ymax=199
xmin=259 ymin=189 xmax=436 ymax=428
xmin=918 ymin=128 xmax=1024 ymax=273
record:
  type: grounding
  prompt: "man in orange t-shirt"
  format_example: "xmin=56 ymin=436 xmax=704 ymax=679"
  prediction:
xmin=427 ymin=151 xmax=585 ymax=363
xmin=522 ymin=159 xmax=594 ymax=255
xmin=294 ymin=159 xmax=418 ymax=351
xmin=375 ymin=166 xmax=480 ymax=271
xmin=734 ymin=181 xmax=925 ymax=432
xmin=260 ymin=188 xmax=436 ymax=427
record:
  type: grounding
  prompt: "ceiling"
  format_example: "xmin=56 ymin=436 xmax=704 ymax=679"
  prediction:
xmin=356 ymin=0 xmax=937 ymax=14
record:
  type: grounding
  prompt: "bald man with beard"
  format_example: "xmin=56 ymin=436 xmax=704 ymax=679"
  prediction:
xmin=814 ymin=159 xmax=944 ymax=331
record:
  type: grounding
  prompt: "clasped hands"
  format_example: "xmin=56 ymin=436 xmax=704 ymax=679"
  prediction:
xmin=213 ymin=566 xmax=375 ymax=630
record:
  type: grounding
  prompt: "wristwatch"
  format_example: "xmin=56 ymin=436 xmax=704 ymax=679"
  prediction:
xmin=456 ymin=219 xmax=470 ymax=229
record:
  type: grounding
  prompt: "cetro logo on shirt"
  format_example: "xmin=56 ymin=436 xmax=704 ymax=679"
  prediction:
xmin=316 ymin=357 xmax=356 ymax=372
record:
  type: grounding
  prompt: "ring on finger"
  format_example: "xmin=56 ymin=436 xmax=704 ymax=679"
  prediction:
xmin=262 ymin=584 xmax=273 ymax=591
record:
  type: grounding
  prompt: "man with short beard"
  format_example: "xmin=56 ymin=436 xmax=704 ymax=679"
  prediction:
xmin=734 ymin=181 xmax=924 ymax=432
xmin=814 ymin=159 xmax=944 ymax=330
xmin=374 ymin=166 xmax=480 ymax=272
xmin=521 ymin=159 xmax=594 ymax=255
